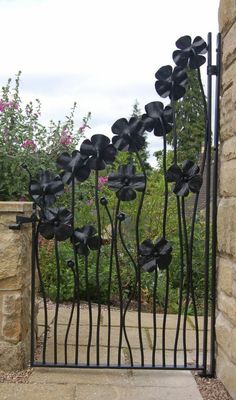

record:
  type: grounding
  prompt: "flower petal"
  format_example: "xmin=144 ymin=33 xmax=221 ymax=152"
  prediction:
xmin=141 ymin=115 xmax=155 ymax=132
xmin=117 ymin=187 xmax=136 ymax=201
xmin=131 ymin=174 xmax=146 ymax=191
xmin=111 ymin=118 xmax=129 ymax=136
xmin=155 ymin=65 xmax=172 ymax=81
xmin=175 ymin=35 xmax=192 ymax=50
xmin=91 ymin=134 xmax=110 ymax=150
xmin=189 ymin=54 xmax=206 ymax=69
xmin=61 ymin=171 xmax=72 ymax=185
xmin=39 ymin=223 xmax=54 ymax=240
xmin=155 ymin=81 xmax=171 ymax=98
xmin=157 ymin=253 xmax=172 ymax=270
xmin=112 ymin=136 xmax=130 ymax=151
xmin=182 ymin=160 xmax=200 ymax=176
xmin=54 ymin=224 xmax=73 ymax=241
xmin=88 ymin=156 xmax=106 ymax=171
xmin=56 ymin=152 xmax=72 ymax=171
xmin=75 ymin=165 xmax=91 ymax=182
xmin=140 ymin=257 xmax=157 ymax=273
xmin=166 ymin=165 xmax=182 ymax=182
xmin=144 ymin=101 xmax=163 ymax=119
xmin=139 ymin=239 xmax=154 ymax=256
xmin=174 ymin=181 xmax=189 ymax=197
xmin=87 ymin=236 xmax=101 ymax=250
xmin=192 ymin=36 xmax=207 ymax=54
xmin=172 ymin=84 xmax=186 ymax=100
xmin=172 ymin=50 xmax=189 ymax=68
xmin=188 ymin=175 xmax=203 ymax=193
xmin=102 ymin=144 xmax=117 ymax=164
xmin=80 ymin=139 xmax=96 ymax=156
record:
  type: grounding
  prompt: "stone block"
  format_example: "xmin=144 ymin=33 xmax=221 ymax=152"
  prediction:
xmin=217 ymin=346 xmax=236 ymax=400
xmin=215 ymin=312 xmax=232 ymax=357
xmin=221 ymin=16 xmax=236 ymax=67
xmin=220 ymin=84 xmax=236 ymax=141
xmin=222 ymin=136 xmax=236 ymax=161
xmin=218 ymin=291 xmax=236 ymax=325
xmin=231 ymin=328 xmax=236 ymax=363
xmin=0 ymin=341 xmax=26 ymax=371
xmin=217 ymin=257 xmax=234 ymax=295
xmin=217 ymin=198 xmax=236 ymax=258
xmin=219 ymin=0 xmax=236 ymax=34
xmin=220 ymin=159 xmax=236 ymax=197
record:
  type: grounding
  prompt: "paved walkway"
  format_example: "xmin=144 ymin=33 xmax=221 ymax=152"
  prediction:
xmin=1 ymin=306 xmax=204 ymax=399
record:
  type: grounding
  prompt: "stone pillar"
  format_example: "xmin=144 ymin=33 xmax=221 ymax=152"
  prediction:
xmin=0 ymin=202 xmax=33 ymax=371
xmin=217 ymin=1 xmax=236 ymax=399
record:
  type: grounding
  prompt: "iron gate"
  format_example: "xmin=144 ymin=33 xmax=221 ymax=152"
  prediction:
xmin=12 ymin=32 xmax=221 ymax=376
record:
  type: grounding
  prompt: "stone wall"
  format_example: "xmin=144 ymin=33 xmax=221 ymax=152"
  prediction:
xmin=217 ymin=1 xmax=236 ymax=399
xmin=0 ymin=202 xmax=33 ymax=371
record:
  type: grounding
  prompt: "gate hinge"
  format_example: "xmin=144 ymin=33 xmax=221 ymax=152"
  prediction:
xmin=207 ymin=65 xmax=218 ymax=76
xmin=9 ymin=214 xmax=37 ymax=230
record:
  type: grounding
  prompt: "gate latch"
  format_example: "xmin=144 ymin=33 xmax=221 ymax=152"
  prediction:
xmin=9 ymin=214 xmax=37 ymax=230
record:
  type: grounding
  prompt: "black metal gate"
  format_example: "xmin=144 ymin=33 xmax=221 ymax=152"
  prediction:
xmin=11 ymin=32 xmax=221 ymax=376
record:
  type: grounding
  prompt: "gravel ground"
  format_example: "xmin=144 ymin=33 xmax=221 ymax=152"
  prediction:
xmin=193 ymin=373 xmax=233 ymax=400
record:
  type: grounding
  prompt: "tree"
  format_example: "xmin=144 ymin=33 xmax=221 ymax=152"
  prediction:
xmin=167 ymin=69 xmax=205 ymax=164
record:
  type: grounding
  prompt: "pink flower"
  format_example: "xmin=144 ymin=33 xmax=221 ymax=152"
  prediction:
xmin=98 ymin=176 xmax=108 ymax=189
xmin=60 ymin=132 xmax=73 ymax=146
xmin=0 ymin=100 xmax=8 ymax=112
xmin=0 ymin=100 xmax=19 ymax=112
xmin=22 ymin=139 xmax=36 ymax=151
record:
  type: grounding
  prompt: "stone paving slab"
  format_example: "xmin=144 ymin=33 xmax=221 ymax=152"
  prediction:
xmin=0 ymin=383 xmax=75 ymax=400
xmin=35 ymin=344 xmax=126 ymax=365
xmin=27 ymin=370 xmax=203 ymax=400
xmin=74 ymin=382 xmax=202 ymax=400
xmin=47 ymin=324 xmax=150 ymax=349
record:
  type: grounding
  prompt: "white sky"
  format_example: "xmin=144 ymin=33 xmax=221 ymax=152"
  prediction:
xmin=0 ymin=0 xmax=219 ymax=166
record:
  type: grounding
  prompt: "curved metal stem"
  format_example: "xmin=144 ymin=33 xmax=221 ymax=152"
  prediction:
xmin=114 ymin=199 xmax=123 ymax=365
xmin=64 ymin=267 xmax=76 ymax=364
xmin=118 ymin=220 xmax=137 ymax=367
xmin=104 ymin=203 xmax=114 ymax=366
xmin=85 ymin=254 xmax=93 ymax=365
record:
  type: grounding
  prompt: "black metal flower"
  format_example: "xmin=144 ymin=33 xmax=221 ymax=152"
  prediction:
xmin=39 ymin=207 xmax=73 ymax=241
xmin=173 ymin=35 xmax=207 ymax=69
xmin=139 ymin=238 xmax=172 ymax=272
xmin=57 ymin=150 xmax=90 ymax=184
xmin=108 ymin=164 xmax=145 ymax=201
xmin=142 ymin=101 xmax=173 ymax=136
xmin=80 ymin=134 xmax=117 ymax=170
xmin=111 ymin=117 xmax=145 ymax=152
xmin=72 ymin=225 xmax=100 ymax=256
xmin=29 ymin=170 xmax=64 ymax=207
xmin=155 ymin=65 xmax=188 ymax=101
xmin=166 ymin=160 xmax=203 ymax=197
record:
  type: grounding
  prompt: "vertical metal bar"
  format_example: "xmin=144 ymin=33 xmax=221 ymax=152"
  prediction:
xmin=71 ymin=177 xmax=81 ymax=365
xmin=54 ymin=239 xmax=60 ymax=364
xmin=95 ymin=170 xmax=102 ymax=365
xmin=118 ymin=220 xmax=135 ymax=366
xmin=210 ymin=32 xmax=221 ymax=377
xmin=174 ymin=197 xmax=185 ymax=367
xmin=202 ymin=32 xmax=212 ymax=376
xmin=114 ymin=199 xmax=123 ymax=365
xmin=30 ymin=203 xmax=36 ymax=366
xmin=103 ymin=202 xmax=114 ymax=366
xmin=135 ymin=149 xmax=147 ymax=367
xmin=152 ymin=266 xmax=158 ymax=367
xmin=35 ymin=222 xmax=48 ymax=364
xmin=182 ymin=197 xmax=191 ymax=368
xmin=64 ymin=265 xmax=76 ymax=364
xmin=85 ymin=254 xmax=93 ymax=365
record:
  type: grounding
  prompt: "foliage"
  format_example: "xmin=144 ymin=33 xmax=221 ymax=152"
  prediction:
xmin=0 ymin=72 xmax=91 ymax=200
xmin=167 ymin=68 xmax=205 ymax=163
